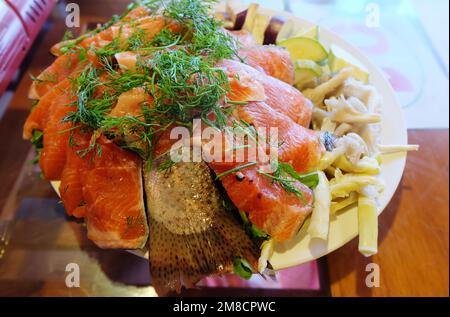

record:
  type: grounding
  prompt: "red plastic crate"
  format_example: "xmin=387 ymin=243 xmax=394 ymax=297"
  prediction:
xmin=0 ymin=0 xmax=55 ymax=95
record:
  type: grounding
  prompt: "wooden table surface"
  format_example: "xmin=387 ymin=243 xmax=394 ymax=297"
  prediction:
xmin=0 ymin=0 xmax=448 ymax=297
xmin=328 ymin=129 xmax=449 ymax=297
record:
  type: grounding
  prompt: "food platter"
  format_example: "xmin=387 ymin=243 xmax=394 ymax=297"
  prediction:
xmin=48 ymin=2 xmax=408 ymax=270
xmin=237 ymin=6 xmax=408 ymax=269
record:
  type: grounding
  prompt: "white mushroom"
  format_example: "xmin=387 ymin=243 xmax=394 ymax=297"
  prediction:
xmin=324 ymin=96 xmax=381 ymax=124
xmin=335 ymin=132 xmax=369 ymax=164
xmin=303 ymin=68 xmax=354 ymax=106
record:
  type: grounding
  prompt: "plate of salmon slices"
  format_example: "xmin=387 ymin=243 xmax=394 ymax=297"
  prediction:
xmin=23 ymin=0 xmax=418 ymax=295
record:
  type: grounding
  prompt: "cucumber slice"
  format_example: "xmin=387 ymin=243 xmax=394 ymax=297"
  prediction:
xmin=278 ymin=37 xmax=328 ymax=62
xmin=328 ymin=44 xmax=370 ymax=83
xmin=295 ymin=60 xmax=323 ymax=85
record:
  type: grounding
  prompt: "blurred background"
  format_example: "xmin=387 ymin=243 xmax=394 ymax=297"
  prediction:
xmin=0 ymin=0 xmax=448 ymax=297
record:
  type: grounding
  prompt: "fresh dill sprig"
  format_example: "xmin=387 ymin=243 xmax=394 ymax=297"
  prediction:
xmin=258 ymin=162 xmax=320 ymax=200
xmin=128 ymin=27 xmax=148 ymax=50
xmin=161 ymin=0 xmax=240 ymax=61
xmin=62 ymin=30 xmax=74 ymax=41
xmin=30 ymin=130 xmax=44 ymax=165
xmin=215 ymin=162 xmax=258 ymax=180
xmin=95 ymin=38 xmax=121 ymax=58
xmin=157 ymin=157 xmax=177 ymax=172
xmin=63 ymin=0 xmax=241 ymax=160
xmin=64 ymin=66 xmax=109 ymax=130
xmin=149 ymin=28 xmax=179 ymax=47
xmin=58 ymin=5 xmax=133 ymax=55
xmin=149 ymin=48 xmax=230 ymax=128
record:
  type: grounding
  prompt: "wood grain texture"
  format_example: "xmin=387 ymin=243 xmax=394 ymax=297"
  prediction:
xmin=328 ymin=129 xmax=449 ymax=297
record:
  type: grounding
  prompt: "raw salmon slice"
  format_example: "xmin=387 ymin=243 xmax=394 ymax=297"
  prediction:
xmin=205 ymin=102 xmax=322 ymax=241
xmin=81 ymin=137 xmax=148 ymax=249
xmin=50 ymin=6 xmax=151 ymax=56
xmin=226 ymin=29 xmax=257 ymax=47
xmin=52 ymin=14 xmax=181 ymax=56
xmin=59 ymin=130 xmax=93 ymax=218
xmin=39 ymin=102 xmax=75 ymax=180
xmin=23 ymin=78 xmax=73 ymax=139
xmin=226 ymin=31 xmax=295 ymax=84
xmin=29 ymin=51 xmax=98 ymax=100
xmin=226 ymin=68 xmax=266 ymax=102
xmin=110 ymin=87 xmax=150 ymax=118
xmin=208 ymin=162 xmax=314 ymax=242
xmin=238 ymin=45 xmax=295 ymax=85
xmin=217 ymin=59 xmax=313 ymax=127
xmin=234 ymin=101 xmax=324 ymax=173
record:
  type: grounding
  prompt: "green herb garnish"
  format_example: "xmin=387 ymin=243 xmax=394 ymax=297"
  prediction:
xmin=258 ymin=162 xmax=319 ymax=200
xmin=238 ymin=210 xmax=270 ymax=240
xmin=30 ymin=130 xmax=44 ymax=165
xmin=233 ymin=257 xmax=254 ymax=280
xmin=215 ymin=162 xmax=258 ymax=180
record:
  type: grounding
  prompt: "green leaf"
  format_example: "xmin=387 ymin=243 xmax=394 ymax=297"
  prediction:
xmin=278 ymin=162 xmax=319 ymax=189
xmin=31 ymin=130 xmax=43 ymax=148
xmin=233 ymin=257 xmax=253 ymax=280
xmin=215 ymin=162 xmax=257 ymax=180
xmin=30 ymin=130 xmax=43 ymax=165
xmin=249 ymin=224 xmax=270 ymax=240
xmin=238 ymin=210 xmax=270 ymax=240
xmin=296 ymin=171 xmax=320 ymax=189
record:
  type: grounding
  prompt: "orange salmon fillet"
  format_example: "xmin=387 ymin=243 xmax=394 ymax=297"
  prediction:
xmin=59 ymin=130 xmax=93 ymax=218
xmin=217 ymin=59 xmax=313 ymax=127
xmin=238 ymin=45 xmax=295 ymax=85
xmin=23 ymin=78 xmax=73 ymax=139
xmin=226 ymin=29 xmax=257 ymax=47
xmin=234 ymin=101 xmax=323 ymax=173
xmin=208 ymin=162 xmax=314 ymax=242
xmin=225 ymin=30 xmax=295 ymax=85
xmin=50 ymin=6 xmax=151 ymax=56
xmin=81 ymin=137 xmax=148 ymax=249
xmin=206 ymin=101 xmax=323 ymax=241
xmin=39 ymin=103 xmax=75 ymax=180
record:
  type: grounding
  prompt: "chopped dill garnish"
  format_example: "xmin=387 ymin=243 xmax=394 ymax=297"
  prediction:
xmin=149 ymin=48 xmax=230 ymax=127
xmin=64 ymin=66 xmax=107 ymax=130
xmin=30 ymin=72 xmax=57 ymax=84
xmin=62 ymin=0 xmax=242 ymax=160
xmin=258 ymin=162 xmax=320 ymax=200
xmin=62 ymin=30 xmax=74 ymax=41
xmin=95 ymin=38 xmax=121 ymax=58
xmin=215 ymin=162 xmax=258 ymax=180
xmin=29 ymin=74 xmax=43 ymax=84
xmin=128 ymin=27 xmax=148 ymax=50
xmin=149 ymin=28 xmax=179 ymax=47
xmin=157 ymin=158 xmax=177 ymax=172
xmin=30 ymin=99 xmax=39 ymax=109
xmin=30 ymin=130 xmax=44 ymax=165
xmin=122 ymin=215 xmax=145 ymax=237
xmin=238 ymin=210 xmax=270 ymax=240
xmin=160 ymin=0 xmax=240 ymax=61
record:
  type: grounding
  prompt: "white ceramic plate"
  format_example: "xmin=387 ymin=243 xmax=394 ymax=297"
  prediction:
xmin=51 ymin=4 xmax=408 ymax=270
